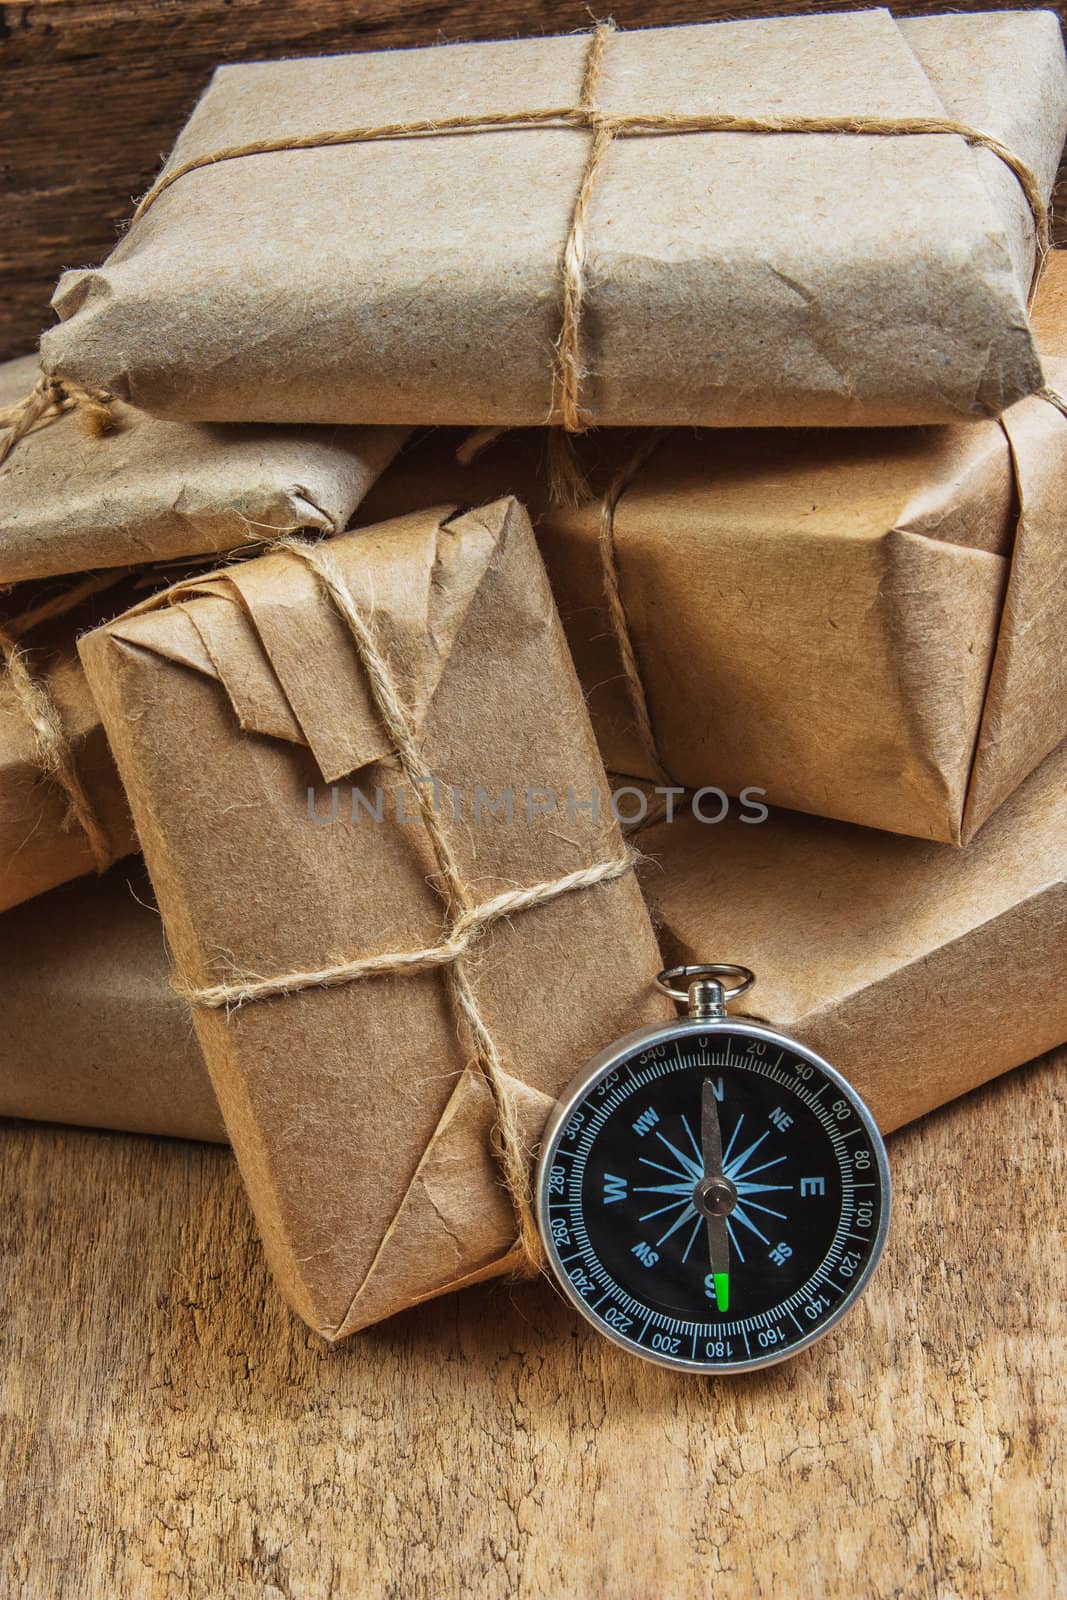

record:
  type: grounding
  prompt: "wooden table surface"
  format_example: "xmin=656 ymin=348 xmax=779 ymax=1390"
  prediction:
xmin=1 ymin=1048 xmax=1063 ymax=1599
xmin=2 ymin=4 xmax=1065 ymax=1592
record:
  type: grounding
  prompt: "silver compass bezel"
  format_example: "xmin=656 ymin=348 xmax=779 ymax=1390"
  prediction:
xmin=536 ymin=1014 xmax=892 ymax=1375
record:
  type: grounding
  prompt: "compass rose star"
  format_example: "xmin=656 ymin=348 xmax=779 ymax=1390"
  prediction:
xmin=635 ymin=1110 xmax=793 ymax=1263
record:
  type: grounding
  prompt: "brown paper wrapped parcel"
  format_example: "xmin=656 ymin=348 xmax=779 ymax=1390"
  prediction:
xmin=41 ymin=10 xmax=1067 ymax=429
xmin=79 ymin=500 xmax=669 ymax=1339
xmin=4 ymin=743 xmax=1064 ymax=1148
xmin=359 ymin=256 xmax=1067 ymax=845
xmin=0 ymin=382 xmax=405 ymax=913
xmin=0 ymin=864 xmax=223 ymax=1144
xmin=0 ymin=583 xmax=140 ymax=912
xmin=639 ymin=741 xmax=1067 ymax=1135
xmin=0 ymin=352 xmax=406 ymax=584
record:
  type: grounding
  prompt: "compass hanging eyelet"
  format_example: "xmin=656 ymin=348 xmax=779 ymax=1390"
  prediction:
xmin=536 ymin=991 xmax=892 ymax=1374
xmin=655 ymin=963 xmax=756 ymax=1016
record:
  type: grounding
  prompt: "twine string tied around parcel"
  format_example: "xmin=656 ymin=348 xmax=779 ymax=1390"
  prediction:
xmin=0 ymin=373 xmax=120 ymax=467
xmin=176 ymin=534 xmax=638 ymax=1274
xmin=0 ymin=624 xmax=113 ymax=871
xmin=456 ymin=421 xmax=675 ymax=806
xmin=460 ymin=334 xmax=1067 ymax=810
xmin=589 ymin=380 xmax=1067 ymax=811
xmin=127 ymin=18 xmax=1052 ymax=436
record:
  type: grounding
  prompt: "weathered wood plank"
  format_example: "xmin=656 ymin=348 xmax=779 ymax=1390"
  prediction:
xmin=0 ymin=1050 xmax=1062 ymax=1598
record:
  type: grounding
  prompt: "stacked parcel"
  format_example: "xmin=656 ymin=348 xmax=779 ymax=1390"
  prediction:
xmin=80 ymin=503 xmax=669 ymax=1337
xmin=41 ymin=11 xmax=1067 ymax=429
xmin=0 ymin=8 xmax=1064 ymax=1341
xmin=0 ymin=352 xmax=406 ymax=909
xmin=4 ymin=737 xmax=1063 ymax=1145
xmin=358 ymin=253 xmax=1067 ymax=844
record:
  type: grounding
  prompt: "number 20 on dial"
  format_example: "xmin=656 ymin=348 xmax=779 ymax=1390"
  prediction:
xmin=536 ymin=966 xmax=891 ymax=1373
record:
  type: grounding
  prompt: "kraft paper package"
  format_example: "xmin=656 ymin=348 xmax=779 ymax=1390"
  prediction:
xmin=79 ymin=500 xmax=669 ymax=1339
xmin=0 ymin=394 xmax=406 ymax=914
xmin=41 ymin=10 xmax=1067 ymax=430
xmin=5 ymin=744 xmax=1064 ymax=1150
xmin=0 ymin=864 xmax=223 ymax=1144
xmin=0 ymin=353 xmax=408 ymax=584
xmin=638 ymin=742 xmax=1067 ymax=1135
xmin=358 ymin=255 xmax=1067 ymax=846
xmin=0 ymin=578 xmax=141 ymax=912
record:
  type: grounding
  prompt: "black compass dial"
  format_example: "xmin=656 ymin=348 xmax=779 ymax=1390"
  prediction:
xmin=538 ymin=1022 xmax=890 ymax=1372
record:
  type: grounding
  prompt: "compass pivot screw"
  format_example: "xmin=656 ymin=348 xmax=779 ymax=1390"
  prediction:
xmin=693 ymin=1174 xmax=738 ymax=1219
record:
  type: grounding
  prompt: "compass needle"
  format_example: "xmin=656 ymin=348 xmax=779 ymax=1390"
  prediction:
xmin=537 ymin=964 xmax=891 ymax=1372
xmin=694 ymin=1076 xmax=734 ymax=1315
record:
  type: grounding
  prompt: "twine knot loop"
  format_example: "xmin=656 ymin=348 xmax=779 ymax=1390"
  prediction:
xmin=176 ymin=534 xmax=638 ymax=1273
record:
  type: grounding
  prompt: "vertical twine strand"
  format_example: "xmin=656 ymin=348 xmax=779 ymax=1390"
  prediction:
xmin=556 ymin=20 xmax=617 ymax=435
xmin=283 ymin=538 xmax=546 ymax=1270
xmin=0 ymin=628 xmax=113 ymax=871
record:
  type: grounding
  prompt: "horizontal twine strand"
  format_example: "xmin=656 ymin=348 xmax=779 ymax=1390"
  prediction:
xmin=177 ymin=848 xmax=636 ymax=1011
xmin=176 ymin=533 xmax=637 ymax=1271
xmin=128 ymin=18 xmax=1049 ymax=436
xmin=132 ymin=108 xmax=1049 ymax=250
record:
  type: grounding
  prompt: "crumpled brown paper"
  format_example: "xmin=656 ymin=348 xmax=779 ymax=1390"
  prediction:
xmin=358 ymin=256 xmax=1067 ymax=846
xmin=79 ymin=501 xmax=669 ymax=1338
xmin=0 ymin=352 xmax=407 ymax=584
xmin=0 ymin=385 xmax=403 ymax=911
xmin=639 ymin=741 xmax=1067 ymax=1134
xmin=5 ymin=744 xmax=1064 ymax=1151
xmin=0 ymin=863 xmax=223 ymax=1143
xmin=0 ymin=580 xmax=141 ymax=912
xmin=42 ymin=10 xmax=1067 ymax=429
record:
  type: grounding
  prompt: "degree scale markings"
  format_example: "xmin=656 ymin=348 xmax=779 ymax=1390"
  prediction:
xmin=547 ymin=1033 xmax=882 ymax=1359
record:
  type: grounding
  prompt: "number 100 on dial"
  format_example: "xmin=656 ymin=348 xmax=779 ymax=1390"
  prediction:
xmin=536 ymin=1018 xmax=890 ymax=1373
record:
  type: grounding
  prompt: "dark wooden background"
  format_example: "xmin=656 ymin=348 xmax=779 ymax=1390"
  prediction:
xmin=3 ymin=0 xmax=1067 ymax=361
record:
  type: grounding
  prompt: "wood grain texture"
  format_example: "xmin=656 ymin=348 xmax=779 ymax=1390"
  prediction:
xmin=0 ymin=1048 xmax=1063 ymax=1599
xmin=3 ymin=0 xmax=1067 ymax=361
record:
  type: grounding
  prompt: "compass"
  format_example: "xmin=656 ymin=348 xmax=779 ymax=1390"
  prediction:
xmin=536 ymin=965 xmax=890 ymax=1373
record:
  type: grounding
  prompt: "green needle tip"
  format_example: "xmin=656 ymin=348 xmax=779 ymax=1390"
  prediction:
xmin=714 ymin=1272 xmax=729 ymax=1313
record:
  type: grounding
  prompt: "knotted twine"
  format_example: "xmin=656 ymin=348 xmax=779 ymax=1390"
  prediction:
xmin=0 ymin=374 xmax=119 ymax=466
xmin=175 ymin=537 xmax=638 ymax=1272
xmin=126 ymin=18 xmax=1052 ymax=437
xmin=2 ymin=21 xmax=1053 ymax=458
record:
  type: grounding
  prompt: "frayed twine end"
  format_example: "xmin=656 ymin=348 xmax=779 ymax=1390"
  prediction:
xmin=0 ymin=375 xmax=121 ymax=465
